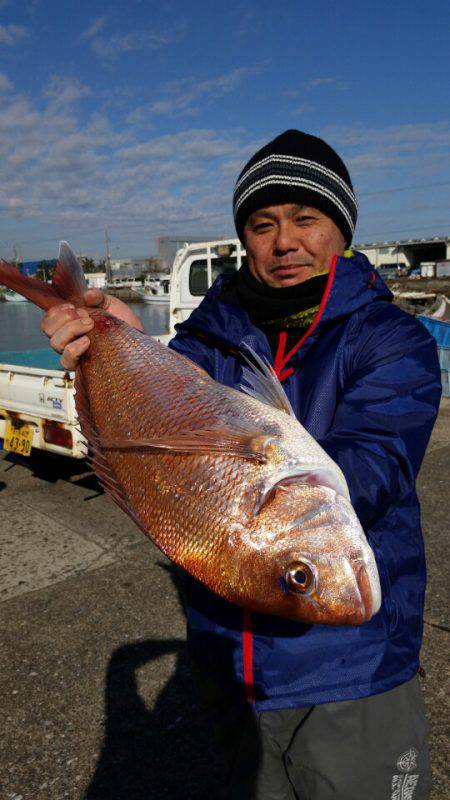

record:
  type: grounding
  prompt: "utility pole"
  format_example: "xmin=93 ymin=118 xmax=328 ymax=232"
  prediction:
xmin=12 ymin=243 xmax=19 ymax=267
xmin=105 ymin=227 xmax=111 ymax=284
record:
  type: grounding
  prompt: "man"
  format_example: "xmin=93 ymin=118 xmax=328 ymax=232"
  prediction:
xmin=42 ymin=130 xmax=441 ymax=799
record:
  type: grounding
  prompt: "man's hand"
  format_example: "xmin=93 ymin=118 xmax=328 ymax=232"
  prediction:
xmin=40 ymin=289 xmax=144 ymax=370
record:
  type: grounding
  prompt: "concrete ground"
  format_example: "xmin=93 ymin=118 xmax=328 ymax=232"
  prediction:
xmin=0 ymin=401 xmax=449 ymax=800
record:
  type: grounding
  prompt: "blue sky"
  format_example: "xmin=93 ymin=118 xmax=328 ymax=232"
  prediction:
xmin=0 ymin=0 xmax=449 ymax=260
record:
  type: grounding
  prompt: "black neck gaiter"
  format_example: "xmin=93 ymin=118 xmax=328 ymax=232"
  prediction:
xmin=219 ymin=262 xmax=330 ymax=364
xmin=233 ymin=262 xmax=329 ymax=327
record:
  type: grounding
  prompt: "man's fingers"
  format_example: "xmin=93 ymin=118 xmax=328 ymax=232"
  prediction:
xmin=40 ymin=290 xmax=117 ymax=369
xmin=60 ymin=336 xmax=91 ymax=370
xmin=42 ymin=291 xmax=111 ymax=335
xmin=40 ymin=304 xmax=78 ymax=337
xmin=49 ymin=317 xmax=94 ymax=354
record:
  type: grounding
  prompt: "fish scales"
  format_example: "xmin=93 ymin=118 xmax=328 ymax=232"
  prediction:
xmin=81 ymin=315 xmax=265 ymax=538
xmin=0 ymin=243 xmax=382 ymax=624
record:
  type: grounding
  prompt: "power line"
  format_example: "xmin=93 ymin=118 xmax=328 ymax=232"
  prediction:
xmin=356 ymin=221 xmax=450 ymax=241
xmin=358 ymin=180 xmax=450 ymax=197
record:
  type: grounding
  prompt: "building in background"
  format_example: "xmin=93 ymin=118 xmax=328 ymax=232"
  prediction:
xmin=157 ymin=235 xmax=222 ymax=270
xmin=85 ymin=273 xmax=106 ymax=289
xmin=355 ymin=235 xmax=450 ymax=270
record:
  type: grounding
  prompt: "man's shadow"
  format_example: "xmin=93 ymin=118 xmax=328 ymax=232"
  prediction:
xmin=84 ymin=564 xmax=260 ymax=799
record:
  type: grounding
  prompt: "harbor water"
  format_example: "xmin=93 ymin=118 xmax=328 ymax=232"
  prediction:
xmin=0 ymin=301 xmax=170 ymax=353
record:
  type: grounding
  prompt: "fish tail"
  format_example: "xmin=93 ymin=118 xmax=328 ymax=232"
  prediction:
xmin=0 ymin=241 xmax=88 ymax=311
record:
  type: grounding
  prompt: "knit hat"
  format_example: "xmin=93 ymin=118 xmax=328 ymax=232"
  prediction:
xmin=233 ymin=129 xmax=357 ymax=246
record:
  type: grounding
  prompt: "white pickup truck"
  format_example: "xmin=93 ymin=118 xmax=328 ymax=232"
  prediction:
xmin=0 ymin=349 xmax=85 ymax=459
xmin=0 ymin=238 xmax=244 ymax=459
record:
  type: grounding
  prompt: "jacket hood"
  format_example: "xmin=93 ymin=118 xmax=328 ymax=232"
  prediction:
xmin=175 ymin=251 xmax=392 ymax=350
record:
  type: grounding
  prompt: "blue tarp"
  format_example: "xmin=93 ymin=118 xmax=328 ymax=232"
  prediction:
xmin=19 ymin=260 xmax=41 ymax=276
xmin=418 ymin=315 xmax=450 ymax=347
xmin=418 ymin=316 xmax=450 ymax=397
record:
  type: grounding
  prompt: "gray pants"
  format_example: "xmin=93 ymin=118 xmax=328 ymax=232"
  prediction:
xmin=194 ymin=671 xmax=431 ymax=800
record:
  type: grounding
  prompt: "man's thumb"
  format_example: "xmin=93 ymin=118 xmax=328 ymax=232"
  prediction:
xmin=84 ymin=288 xmax=111 ymax=309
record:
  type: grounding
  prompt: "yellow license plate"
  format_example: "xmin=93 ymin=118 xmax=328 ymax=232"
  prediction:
xmin=4 ymin=420 xmax=33 ymax=456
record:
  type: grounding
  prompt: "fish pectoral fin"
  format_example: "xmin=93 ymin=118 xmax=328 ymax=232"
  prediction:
xmin=101 ymin=425 xmax=274 ymax=463
xmin=239 ymin=344 xmax=296 ymax=418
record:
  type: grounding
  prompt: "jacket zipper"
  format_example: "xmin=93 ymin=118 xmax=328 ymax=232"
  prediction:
xmin=242 ymin=254 xmax=340 ymax=703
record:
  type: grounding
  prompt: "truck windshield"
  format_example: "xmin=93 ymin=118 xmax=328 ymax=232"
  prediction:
xmin=189 ymin=257 xmax=241 ymax=296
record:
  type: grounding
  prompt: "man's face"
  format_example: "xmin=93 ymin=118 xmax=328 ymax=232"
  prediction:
xmin=243 ymin=203 xmax=346 ymax=288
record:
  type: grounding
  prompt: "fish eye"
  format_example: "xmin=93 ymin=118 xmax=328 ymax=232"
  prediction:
xmin=286 ymin=561 xmax=315 ymax=594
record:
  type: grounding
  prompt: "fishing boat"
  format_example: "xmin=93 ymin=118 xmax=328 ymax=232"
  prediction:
xmin=135 ymin=278 xmax=170 ymax=305
xmin=421 ymin=293 xmax=450 ymax=322
xmin=4 ymin=290 xmax=28 ymax=303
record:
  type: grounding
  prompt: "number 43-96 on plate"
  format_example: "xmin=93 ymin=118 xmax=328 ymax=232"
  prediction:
xmin=3 ymin=421 xmax=33 ymax=456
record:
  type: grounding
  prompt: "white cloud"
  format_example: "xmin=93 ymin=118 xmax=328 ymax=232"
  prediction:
xmin=25 ymin=0 xmax=40 ymax=16
xmin=304 ymin=76 xmax=348 ymax=92
xmin=150 ymin=66 xmax=262 ymax=117
xmin=119 ymin=129 xmax=240 ymax=164
xmin=82 ymin=19 xmax=187 ymax=61
xmin=0 ymin=98 xmax=39 ymax=131
xmin=44 ymin=75 xmax=91 ymax=108
xmin=79 ymin=16 xmax=107 ymax=42
xmin=0 ymin=79 xmax=260 ymax=249
xmin=2 ymin=74 xmax=448 ymax=259
xmin=236 ymin=9 xmax=260 ymax=38
xmin=124 ymin=105 xmax=154 ymax=126
xmin=326 ymin=122 xmax=450 ymax=151
xmin=0 ymin=73 xmax=12 ymax=93
xmin=322 ymin=121 xmax=450 ymax=179
xmin=0 ymin=23 xmax=28 ymax=44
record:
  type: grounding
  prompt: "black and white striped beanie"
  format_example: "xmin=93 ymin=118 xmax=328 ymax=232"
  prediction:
xmin=233 ymin=129 xmax=357 ymax=246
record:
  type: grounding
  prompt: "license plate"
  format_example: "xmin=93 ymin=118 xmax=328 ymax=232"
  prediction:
xmin=4 ymin=420 xmax=33 ymax=456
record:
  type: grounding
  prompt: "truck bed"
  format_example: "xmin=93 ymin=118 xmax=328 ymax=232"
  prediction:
xmin=0 ymin=348 xmax=85 ymax=458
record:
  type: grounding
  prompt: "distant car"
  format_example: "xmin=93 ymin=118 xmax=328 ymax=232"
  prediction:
xmin=377 ymin=262 xmax=408 ymax=280
xmin=378 ymin=267 xmax=399 ymax=280
xmin=408 ymin=267 xmax=421 ymax=277
xmin=379 ymin=262 xmax=407 ymax=270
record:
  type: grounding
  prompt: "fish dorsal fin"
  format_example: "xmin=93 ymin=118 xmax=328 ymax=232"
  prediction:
xmin=239 ymin=344 xmax=296 ymax=418
xmin=51 ymin=241 xmax=88 ymax=306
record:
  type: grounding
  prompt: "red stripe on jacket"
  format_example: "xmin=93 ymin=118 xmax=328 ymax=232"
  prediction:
xmin=273 ymin=255 xmax=338 ymax=380
xmin=243 ymin=608 xmax=256 ymax=703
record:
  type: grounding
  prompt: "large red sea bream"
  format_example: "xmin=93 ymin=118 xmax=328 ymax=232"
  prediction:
xmin=0 ymin=243 xmax=381 ymax=624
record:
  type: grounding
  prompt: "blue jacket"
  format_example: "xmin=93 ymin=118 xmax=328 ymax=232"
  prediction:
xmin=169 ymin=252 xmax=441 ymax=712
